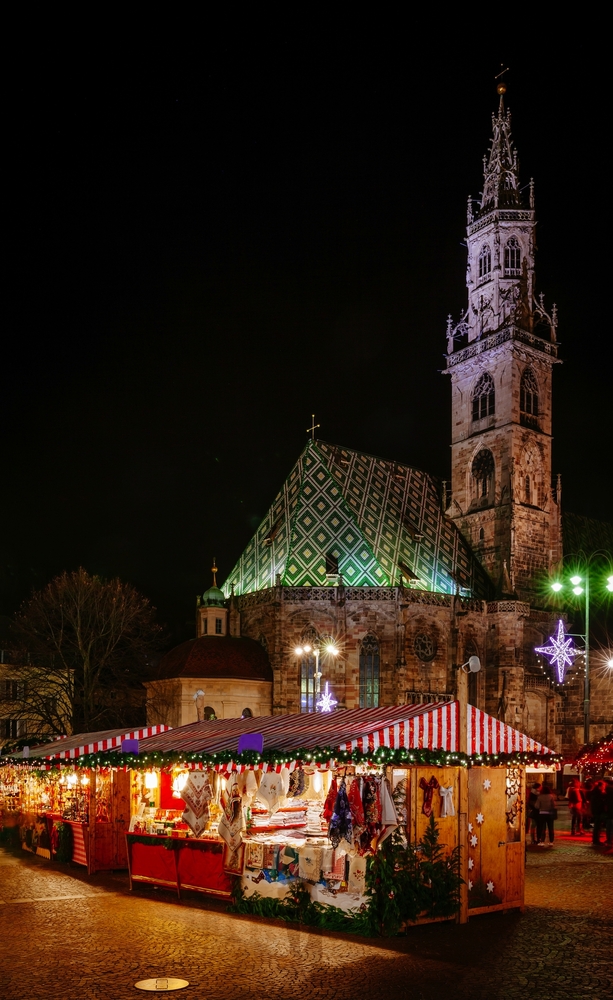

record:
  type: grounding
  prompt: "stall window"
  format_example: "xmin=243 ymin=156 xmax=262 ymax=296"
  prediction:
xmin=359 ymin=633 xmax=380 ymax=708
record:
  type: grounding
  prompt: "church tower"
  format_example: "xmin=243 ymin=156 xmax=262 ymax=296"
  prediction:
xmin=445 ymin=83 xmax=562 ymax=602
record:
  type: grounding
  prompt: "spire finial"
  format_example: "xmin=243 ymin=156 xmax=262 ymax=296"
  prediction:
xmin=211 ymin=557 xmax=217 ymax=587
xmin=306 ymin=414 xmax=320 ymax=441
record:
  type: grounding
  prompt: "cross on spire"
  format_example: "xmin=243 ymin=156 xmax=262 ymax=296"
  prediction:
xmin=306 ymin=414 xmax=320 ymax=440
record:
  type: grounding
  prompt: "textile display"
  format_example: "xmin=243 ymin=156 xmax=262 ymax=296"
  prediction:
xmin=328 ymin=778 xmax=353 ymax=849
xmin=439 ymin=786 xmax=455 ymax=817
xmin=181 ymin=771 xmax=213 ymax=838
xmin=419 ymin=775 xmax=440 ymax=817
xmin=245 ymin=841 xmax=264 ymax=869
xmin=218 ymin=774 xmax=244 ymax=851
xmin=348 ymin=854 xmax=367 ymax=894
xmin=258 ymin=772 xmax=284 ymax=815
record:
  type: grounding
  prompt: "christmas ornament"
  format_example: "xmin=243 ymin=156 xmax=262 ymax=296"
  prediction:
xmin=535 ymin=619 xmax=580 ymax=683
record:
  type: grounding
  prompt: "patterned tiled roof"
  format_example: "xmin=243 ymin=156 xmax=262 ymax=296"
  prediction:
xmin=223 ymin=440 xmax=490 ymax=598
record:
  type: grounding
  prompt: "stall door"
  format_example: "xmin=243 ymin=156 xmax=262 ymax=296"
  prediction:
xmin=467 ymin=768 xmax=508 ymax=911
xmin=112 ymin=770 xmax=131 ymax=868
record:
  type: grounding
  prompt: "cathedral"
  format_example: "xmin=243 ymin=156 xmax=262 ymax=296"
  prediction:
xmin=148 ymin=87 xmax=612 ymax=754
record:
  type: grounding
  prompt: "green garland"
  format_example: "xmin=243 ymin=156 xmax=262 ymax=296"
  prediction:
xmin=24 ymin=745 xmax=560 ymax=772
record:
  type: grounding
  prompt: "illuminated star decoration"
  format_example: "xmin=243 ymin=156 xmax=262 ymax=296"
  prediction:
xmin=535 ymin=619 xmax=581 ymax=683
xmin=486 ymin=881 xmax=495 ymax=893
xmin=316 ymin=682 xmax=337 ymax=713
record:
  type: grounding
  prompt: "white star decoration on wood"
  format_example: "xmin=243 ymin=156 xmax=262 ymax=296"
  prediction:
xmin=476 ymin=812 xmax=484 ymax=825
xmin=483 ymin=779 xmax=491 ymax=790
xmin=486 ymin=881 xmax=495 ymax=893
xmin=468 ymin=858 xmax=474 ymax=870
xmin=470 ymin=834 xmax=478 ymax=847
xmin=468 ymin=822 xmax=473 ymax=833
xmin=468 ymin=879 xmax=473 ymax=890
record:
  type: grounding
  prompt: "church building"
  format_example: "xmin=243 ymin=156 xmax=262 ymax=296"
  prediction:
xmin=148 ymin=87 xmax=612 ymax=754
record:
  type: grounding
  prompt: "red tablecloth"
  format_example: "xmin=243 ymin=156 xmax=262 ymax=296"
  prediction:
xmin=127 ymin=835 xmax=233 ymax=899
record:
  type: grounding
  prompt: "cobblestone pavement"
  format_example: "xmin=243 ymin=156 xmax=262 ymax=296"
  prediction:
xmin=1 ymin=828 xmax=611 ymax=1000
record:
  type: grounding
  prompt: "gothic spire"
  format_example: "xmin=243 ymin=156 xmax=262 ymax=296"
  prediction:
xmin=480 ymin=83 xmax=522 ymax=213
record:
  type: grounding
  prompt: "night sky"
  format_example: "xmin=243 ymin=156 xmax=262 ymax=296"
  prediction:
xmin=4 ymin=35 xmax=610 ymax=644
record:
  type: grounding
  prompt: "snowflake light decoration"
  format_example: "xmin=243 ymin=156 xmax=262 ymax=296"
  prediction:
xmin=470 ymin=834 xmax=478 ymax=847
xmin=483 ymin=779 xmax=491 ymax=791
xmin=535 ymin=619 xmax=581 ymax=684
xmin=476 ymin=812 xmax=484 ymax=825
xmin=316 ymin=682 xmax=337 ymax=713
xmin=486 ymin=881 xmax=495 ymax=893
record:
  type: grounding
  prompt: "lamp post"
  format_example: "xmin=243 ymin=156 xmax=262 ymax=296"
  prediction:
xmin=294 ymin=640 xmax=339 ymax=710
xmin=550 ymin=570 xmax=613 ymax=744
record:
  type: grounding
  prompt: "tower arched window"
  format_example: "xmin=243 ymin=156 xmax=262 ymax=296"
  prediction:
xmin=524 ymin=475 xmax=531 ymax=504
xmin=478 ymin=244 xmax=491 ymax=280
xmin=504 ymin=236 xmax=521 ymax=275
xmin=472 ymin=372 xmax=495 ymax=421
xmin=359 ymin=633 xmax=380 ymax=708
xmin=520 ymin=367 xmax=539 ymax=423
xmin=299 ymin=626 xmax=319 ymax=714
xmin=472 ymin=449 xmax=494 ymax=500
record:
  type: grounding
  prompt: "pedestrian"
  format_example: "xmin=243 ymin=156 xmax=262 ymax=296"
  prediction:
xmin=604 ymin=778 xmax=613 ymax=849
xmin=567 ymin=777 xmax=584 ymax=836
xmin=582 ymin=777 xmax=594 ymax=832
xmin=590 ymin=780 xmax=606 ymax=846
xmin=526 ymin=782 xmax=541 ymax=844
xmin=534 ymin=783 xmax=557 ymax=845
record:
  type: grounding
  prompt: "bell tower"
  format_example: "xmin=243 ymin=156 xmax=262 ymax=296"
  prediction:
xmin=444 ymin=83 xmax=562 ymax=602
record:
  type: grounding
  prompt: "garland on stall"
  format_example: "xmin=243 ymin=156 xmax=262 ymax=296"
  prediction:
xmin=573 ymin=731 xmax=613 ymax=776
xmin=1 ymin=745 xmax=560 ymax=773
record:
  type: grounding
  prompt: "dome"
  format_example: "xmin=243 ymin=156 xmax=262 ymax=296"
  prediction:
xmin=201 ymin=585 xmax=225 ymax=607
xmin=157 ymin=635 xmax=273 ymax=682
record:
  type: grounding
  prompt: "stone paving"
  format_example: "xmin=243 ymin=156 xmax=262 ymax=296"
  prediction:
xmin=0 ymin=826 xmax=611 ymax=1000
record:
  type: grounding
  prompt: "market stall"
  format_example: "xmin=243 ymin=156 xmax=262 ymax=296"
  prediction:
xmin=0 ymin=726 xmax=169 ymax=873
xmin=69 ymin=689 xmax=558 ymax=927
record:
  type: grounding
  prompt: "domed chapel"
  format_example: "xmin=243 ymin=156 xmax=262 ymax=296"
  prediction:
xmin=147 ymin=89 xmax=612 ymax=754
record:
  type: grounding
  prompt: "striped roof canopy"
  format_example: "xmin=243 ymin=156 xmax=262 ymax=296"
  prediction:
xmin=223 ymin=439 xmax=490 ymax=598
xmin=134 ymin=703 xmax=554 ymax=762
xmin=12 ymin=725 xmax=171 ymax=760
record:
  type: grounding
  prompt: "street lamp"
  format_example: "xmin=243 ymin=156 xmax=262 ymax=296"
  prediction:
xmin=550 ymin=566 xmax=613 ymax=743
xmin=294 ymin=640 xmax=339 ymax=709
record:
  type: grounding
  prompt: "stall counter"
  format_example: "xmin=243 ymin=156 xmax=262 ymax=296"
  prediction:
xmin=126 ymin=833 xmax=234 ymax=900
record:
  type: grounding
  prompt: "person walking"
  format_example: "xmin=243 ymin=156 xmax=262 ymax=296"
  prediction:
xmin=582 ymin=778 xmax=594 ymax=832
xmin=604 ymin=778 xmax=613 ymax=849
xmin=526 ymin=782 xmax=541 ymax=844
xmin=567 ymin=777 xmax=584 ymax=836
xmin=591 ymin=780 xmax=606 ymax=846
xmin=534 ymin=783 xmax=557 ymax=845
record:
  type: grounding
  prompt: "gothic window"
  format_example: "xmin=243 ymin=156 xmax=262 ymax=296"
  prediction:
xmin=472 ymin=449 xmax=494 ymax=499
xmin=504 ymin=236 xmax=521 ymax=275
xmin=478 ymin=244 xmax=491 ymax=280
xmin=359 ymin=633 xmax=380 ymax=708
xmin=472 ymin=372 xmax=495 ymax=421
xmin=520 ymin=368 xmax=539 ymax=419
xmin=525 ymin=475 xmax=531 ymax=504
xmin=479 ymin=527 xmax=485 ymax=541
xmin=413 ymin=632 xmax=437 ymax=662
xmin=299 ymin=626 xmax=319 ymax=713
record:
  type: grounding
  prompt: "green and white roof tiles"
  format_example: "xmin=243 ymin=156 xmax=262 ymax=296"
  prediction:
xmin=223 ymin=440 xmax=489 ymax=599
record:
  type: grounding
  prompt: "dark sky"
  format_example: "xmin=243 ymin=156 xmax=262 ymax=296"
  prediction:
xmin=3 ymin=33 xmax=611 ymax=643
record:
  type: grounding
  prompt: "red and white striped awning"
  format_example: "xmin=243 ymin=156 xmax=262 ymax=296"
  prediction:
xmin=18 ymin=725 xmax=171 ymax=760
xmin=134 ymin=702 xmax=554 ymax=764
xmin=344 ymin=703 xmax=552 ymax=756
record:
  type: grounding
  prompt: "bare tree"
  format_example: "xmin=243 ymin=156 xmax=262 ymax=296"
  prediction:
xmin=10 ymin=568 xmax=165 ymax=735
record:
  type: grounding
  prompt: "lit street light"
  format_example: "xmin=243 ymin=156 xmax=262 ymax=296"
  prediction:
xmin=294 ymin=640 xmax=339 ymax=710
xmin=550 ymin=566 xmax=613 ymax=743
